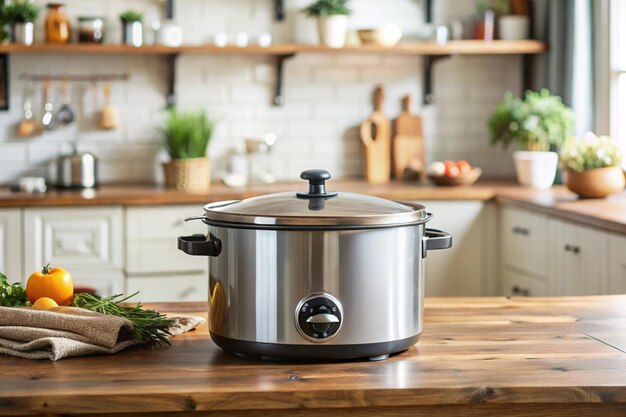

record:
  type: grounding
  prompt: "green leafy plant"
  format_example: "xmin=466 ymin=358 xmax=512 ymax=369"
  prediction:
xmin=476 ymin=0 xmax=510 ymax=15
xmin=560 ymin=133 xmax=623 ymax=173
xmin=4 ymin=1 xmax=40 ymax=23
xmin=488 ymin=89 xmax=574 ymax=152
xmin=0 ymin=272 xmax=28 ymax=307
xmin=73 ymin=292 xmax=174 ymax=346
xmin=303 ymin=0 xmax=350 ymax=17
xmin=119 ymin=10 xmax=143 ymax=23
xmin=162 ymin=108 xmax=215 ymax=160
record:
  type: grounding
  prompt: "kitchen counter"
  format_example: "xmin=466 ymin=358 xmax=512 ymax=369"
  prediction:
xmin=1 ymin=181 xmax=626 ymax=234
xmin=2 ymin=297 xmax=626 ymax=416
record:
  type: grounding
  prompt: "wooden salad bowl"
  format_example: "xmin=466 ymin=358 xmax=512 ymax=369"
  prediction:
xmin=428 ymin=168 xmax=482 ymax=187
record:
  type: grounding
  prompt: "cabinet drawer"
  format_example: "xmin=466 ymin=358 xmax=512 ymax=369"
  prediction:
xmin=72 ymin=271 xmax=125 ymax=298
xmin=501 ymin=206 xmax=548 ymax=278
xmin=126 ymin=206 xmax=206 ymax=240
xmin=24 ymin=207 xmax=123 ymax=272
xmin=127 ymin=274 xmax=208 ymax=302
xmin=126 ymin=240 xmax=207 ymax=274
xmin=0 ymin=209 xmax=22 ymax=281
xmin=502 ymin=268 xmax=548 ymax=297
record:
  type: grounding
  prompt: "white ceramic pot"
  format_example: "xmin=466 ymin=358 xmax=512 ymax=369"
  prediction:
xmin=498 ymin=15 xmax=529 ymax=40
xmin=513 ymin=151 xmax=558 ymax=190
xmin=317 ymin=15 xmax=348 ymax=48
xmin=13 ymin=22 xmax=34 ymax=46
xmin=156 ymin=20 xmax=183 ymax=47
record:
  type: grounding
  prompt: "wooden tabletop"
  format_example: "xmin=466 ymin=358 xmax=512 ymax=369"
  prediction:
xmin=3 ymin=297 xmax=626 ymax=416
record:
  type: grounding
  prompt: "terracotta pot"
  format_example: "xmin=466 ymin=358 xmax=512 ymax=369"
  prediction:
xmin=565 ymin=167 xmax=626 ymax=198
xmin=163 ymin=157 xmax=211 ymax=193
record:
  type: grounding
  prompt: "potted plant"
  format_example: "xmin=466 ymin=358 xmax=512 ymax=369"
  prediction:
xmin=497 ymin=0 xmax=529 ymax=40
xmin=162 ymin=109 xmax=215 ymax=193
xmin=120 ymin=10 xmax=143 ymax=47
xmin=560 ymin=133 xmax=625 ymax=198
xmin=472 ymin=0 xmax=507 ymax=40
xmin=4 ymin=1 xmax=39 ymax=46
xmin=489 ymin=89 xmax=574 ymax=189
xmin=303 ymin=0 xmax=350 ymax=49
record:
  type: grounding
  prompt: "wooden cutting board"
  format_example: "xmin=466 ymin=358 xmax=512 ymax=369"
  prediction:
xmin=393 ymin=95 xmax=424 ymax=181
xmin=360 ymin=86 xmax=391 ymax=184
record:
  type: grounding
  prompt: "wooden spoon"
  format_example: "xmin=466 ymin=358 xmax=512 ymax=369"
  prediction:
xmin=99 ymin=82 xmax=119 ymax=129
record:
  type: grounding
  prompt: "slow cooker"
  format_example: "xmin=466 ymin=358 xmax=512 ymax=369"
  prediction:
xmin=179 ymin=169 xmax=452 ymax=361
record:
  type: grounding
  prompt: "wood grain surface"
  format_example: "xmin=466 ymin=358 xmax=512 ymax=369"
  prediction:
xmin=361 ymin=86 xmax=391 ymax=184
xmin=2 ymin=296 xmax=626 ymax=416
xmin=0 ymin=40 xmax=546 ymax=56
xmin=393 ymin=95 xmax=424 ymax=180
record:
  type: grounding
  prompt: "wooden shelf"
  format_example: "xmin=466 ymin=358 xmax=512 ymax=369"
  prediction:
xmin=0 ymin=40 xmax=546 ymax=56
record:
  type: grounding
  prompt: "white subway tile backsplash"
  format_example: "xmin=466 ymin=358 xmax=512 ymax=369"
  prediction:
xmin=0 ymin=0 xmax=520 ymax=184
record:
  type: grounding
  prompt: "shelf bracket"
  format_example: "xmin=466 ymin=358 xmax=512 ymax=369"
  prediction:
xmin=273 ymin=53 xmax=295 ymax=107
xmin=274 ymin=0 xmax=285 ymax=21
xmin=422 ymin=55 xmax=449 ymax=105
xmin=166 ymin=0 xmax=174 ymax=19
xmin=166 ymin=53 xmax=179 ymax=108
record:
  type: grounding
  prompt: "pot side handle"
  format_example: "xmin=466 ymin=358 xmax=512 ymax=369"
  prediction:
xmin=422 ymin=229 xmax=453 ymax=258
xmin=178 ymin=234 xmax=222 ymax=257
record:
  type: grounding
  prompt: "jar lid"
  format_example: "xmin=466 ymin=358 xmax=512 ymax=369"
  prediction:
xmin=202 ymin=169 xmax=428 ymax=230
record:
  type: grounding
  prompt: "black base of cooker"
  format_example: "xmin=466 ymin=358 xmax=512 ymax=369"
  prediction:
xmin=210 ymin=332 xmax=420 ymax=361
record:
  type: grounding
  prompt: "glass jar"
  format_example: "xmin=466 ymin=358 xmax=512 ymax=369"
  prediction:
xmin=78 ymin=16 xmax=104 ymax=43
xmin=45 ymin=3 xmax=71 ymax=44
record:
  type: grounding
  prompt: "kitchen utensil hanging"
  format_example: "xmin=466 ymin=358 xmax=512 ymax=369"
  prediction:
xmin=99 ymin=82 xmax=119 ymax=130
xmin=17 ymin=82 xmax=37 ymax=138
xmin=41 ymin=79 xmax=56 ymax=131
xmin=56 ymin=79 xmax=76 ymax=125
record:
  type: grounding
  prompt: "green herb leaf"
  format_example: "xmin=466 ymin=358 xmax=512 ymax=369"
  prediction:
xmin=72 ymin=292 xmax=174 ymax=346
xmin=0 ymin=272 xmax=29 ymax=307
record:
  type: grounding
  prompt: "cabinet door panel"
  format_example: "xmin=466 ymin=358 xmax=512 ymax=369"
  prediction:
xmin=421 ymin=201 xmax=487 ymax=296
xmin=549 ymin=219 xmax=608 ymax=295
xmin=24 ymin=207 xmax=124 ymax=273
xmin=0 ymin=209 xmax=22 ymax=281
xmin=126 ymin=241 xmax=207 ymax=274
xmin=609 ymin=234 xmax=626 ymax=294
xmin=126 ymin=206 xmax=205 ymax=240
xmin=127 ymin=274 xmax=208 ymax=302
xmin=501 ymin=206 xmax=548 ymax=278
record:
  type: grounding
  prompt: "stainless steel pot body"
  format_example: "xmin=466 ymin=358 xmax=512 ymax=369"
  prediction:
xmin=57 ymin=152 xmax=98 ymax=189
xmin=208 ymin=224 xmax=423 ymax=347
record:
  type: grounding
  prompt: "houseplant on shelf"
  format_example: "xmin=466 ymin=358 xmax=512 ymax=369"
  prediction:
xmin=4 ymin=1 xmax=40 ymax=46
xmin=303 ymin=0 xmax=350 ymax=49
xmin=120 ymin=10 xmax=143 ymax=47
xmin=162 ymin=108 xmax=215 ymax=193
xmin=496 ymin=0 xmax=529 ymax=40
xmin=560 ymin=133 xmax=625 ymax=198
xmin=489 ymin=89 xmax=574 ymax=189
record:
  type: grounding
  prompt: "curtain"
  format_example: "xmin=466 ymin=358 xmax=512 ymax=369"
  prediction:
xmin=537 ymin=0 xmax=595 ymax=136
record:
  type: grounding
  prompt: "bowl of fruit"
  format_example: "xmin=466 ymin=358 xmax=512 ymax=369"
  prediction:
xmin=427 ymin=160 xmax=482 ymax=186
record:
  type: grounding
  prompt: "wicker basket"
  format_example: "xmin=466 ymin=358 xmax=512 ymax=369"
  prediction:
xmin=163 ymin=157 xmax=211 ymax=193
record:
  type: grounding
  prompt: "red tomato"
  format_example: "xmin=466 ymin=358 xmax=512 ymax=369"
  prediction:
xmin=444 ymin=165 xmax=460 ymax=177
xmin=456 ymin=160 xmax=473 ymax=174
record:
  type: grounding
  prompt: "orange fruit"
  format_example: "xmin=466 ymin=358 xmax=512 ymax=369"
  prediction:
xmin=32 ymin=297 xmax=59 ymax=310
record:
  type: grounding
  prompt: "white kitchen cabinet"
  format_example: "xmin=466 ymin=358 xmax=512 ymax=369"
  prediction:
xmin=500 ymin=206 xmax=549 ymax=279
xmin=0 ymin=209 xmax=22 ymax=281
xmin=73 ymin=271 xmax=125 ymax=297
xmin=23 ymin=207 xmax=124 ymax=289
xmin=548 ymin=218 xmax=609 ymax=295
xmin=127 ymin=273 xmax=208 ymax=302
xmin=126 ymin=206 xmax=208 ymax=302
xmin=502 ymin=268 xmax=548 ymax=297
xmin=421 ymin=201 xmax=496 ymax=296
xmin=609 ymin=233 xmax=626 ymax=294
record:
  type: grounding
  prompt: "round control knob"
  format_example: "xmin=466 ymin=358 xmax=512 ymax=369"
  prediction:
xmin=295 ymin=293 xmax=343 ymax=342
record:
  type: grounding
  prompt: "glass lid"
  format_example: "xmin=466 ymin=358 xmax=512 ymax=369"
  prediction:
xmin=202 ymin=169 xmax=428 ymax=228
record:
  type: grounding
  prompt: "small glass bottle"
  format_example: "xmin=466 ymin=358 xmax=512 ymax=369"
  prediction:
xmin=45 ymin=3 xmax=71 ymax=44
xmin=78 ymin=16 xmax=104 ymax=43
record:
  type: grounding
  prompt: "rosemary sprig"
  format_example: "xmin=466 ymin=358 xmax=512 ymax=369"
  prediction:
xmin=72 ymin=292 xmax=175 ymax=346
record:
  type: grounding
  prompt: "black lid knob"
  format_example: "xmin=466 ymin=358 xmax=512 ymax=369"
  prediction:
xmin=296 ymin=169 xmax=338 ymax=199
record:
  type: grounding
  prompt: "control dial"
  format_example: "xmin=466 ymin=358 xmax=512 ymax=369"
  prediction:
xmin=295 ymin=293 xmax=343 ymax=342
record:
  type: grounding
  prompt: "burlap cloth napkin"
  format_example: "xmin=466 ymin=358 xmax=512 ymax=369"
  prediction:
xmin=0 ymin=306 xmax=205 ymax=361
